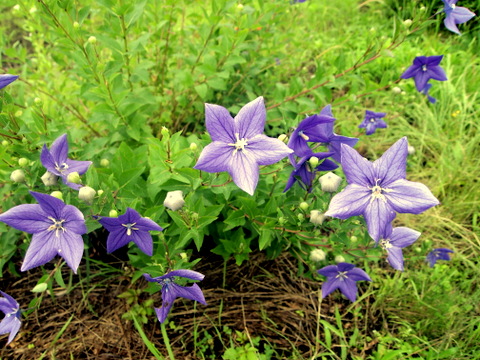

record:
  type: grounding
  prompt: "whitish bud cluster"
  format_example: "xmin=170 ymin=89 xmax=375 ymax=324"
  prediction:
xmin=10 ymin=169 xmax=25 ymax=183
xmin=319 ymin=172 xmax=342 ymax=193
xmin=163 ymin=190 xmax=185 ymax=211
xmin=309 ymin=210 xmax=325 ymax=225
xmin=41 ymin=171 xmax=58 ymax=186
xmin=79 ymin=186 xmax=96 ymax=204
xmin=310 ymin=249 xmax=326 ymax=262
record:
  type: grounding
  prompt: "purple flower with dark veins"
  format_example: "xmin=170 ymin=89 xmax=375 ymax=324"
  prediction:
xmin=317 ymin=263 xmax=371 ymax=302
xmin=421 ymin=83 xmax=437 ymax=104
xmin=0 ymin=291 xmax=21 ymax=344
xmin=401 ymin=56 xmax=447 ymax=92
xmin=0 ymin=191 xmax=87 ymax=273
xmin=41 ymin=133 xmax=92 ymax=190
xmin=377 ymin=225 xmax=421 ymax=271
xmin=194 ymin=97 xmax=293 ymax=195
xmin=144 ymin=270 xmax=207 ymax=323
xmin=324 ymin=137 xmax=439 ymax=241
xmin=98 ymin=208 xmax=163 ymax=256
xmin=442 ymin=0 xmax=475 ymax=35
xmin=0 ymin=75 xmax=19 ymax=90
xmin=426 ymin=248 xmax=454 ymax=267
xmin=358 ymin=110 xmax=387 ymax=136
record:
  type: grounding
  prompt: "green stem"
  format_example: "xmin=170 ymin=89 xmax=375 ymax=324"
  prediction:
xmin=161 ymin=322 xmax=176 ymax=360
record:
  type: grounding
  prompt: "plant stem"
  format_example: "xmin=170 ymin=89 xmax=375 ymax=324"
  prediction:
xmin=161 ymin=322 xmax=176 ymax=360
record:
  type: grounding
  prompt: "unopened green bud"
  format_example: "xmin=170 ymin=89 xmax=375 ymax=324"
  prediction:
xmin=179 ymin=252 xmax=187 ymax=260
xmin=350 ymin=236 xmax=358 ymax=243
xmin=309 ymin=210 xmax=325 ymax=225
xmin=66 ymin=171 xmax=82 ymax=184
xmin=78 ymin=186 xmax=96 ymax=204
xmin=50 ymin=191 xmax=63 ymax=200
xmin=10 ymin=169 xmax=25 ymax=183
xmin=18 ymin=158 xmax=28 ymax=167
xmin=309 ymin=249 xmax=326 ymax=262
xmin=403 ymin=19 xmax=412 ymax=27
xmin=308 ymin=156 xmax=319 ymax=168
xmin=88 ymin=36 xmax=97 ymax=44
xmin=13 ymin=4 xmax=20 ymax=11
xmin=392 ymin=86 xmax=402 ymax=94
xmin=41 ymin=171 xmax=58 ymax=186
xmin=34 ymin=97 xmax=42 ymax=105
xmin=414 ymin=247 xmax=422 ymax=253
xmin=73 ymin=21 xmax=80 ymax=29
xmin=29 ymin=6 xmax=37 ymax=14
xmin=419 ymin=6 xmax=426 ymax=12
xmin=189 ymin=142 xmax=198 ymax=151
xmin=319 ymin=172 xmax=342 ymax=192
xmin=1 ymin=140 xmax=8 ymax=146
xmin=278 ymin=216 xmax=286 ymax=225
xmin=97 ymin=189 xmax=104 ymax=196
xmin=334 ymin=255 xmax=345 ymax=263
xmin=15 ymin=110 xmax=23 ymax=117
xmin=100 ymin=158 xmax=110 ymax=167
xmin=278 ymin=134 xmax=288 ymax=143
xmin=237 ymin=4 xmax=244 ymax=10
xmin=299 ymin=202 xmax=309 ymax=211
xmin=297 ymin=213 xmax=304 ymax=221
xmin=109 ymin=209 xmax=118 ymax=217
xmin=161 ymin=126 xmax=169 ymax=137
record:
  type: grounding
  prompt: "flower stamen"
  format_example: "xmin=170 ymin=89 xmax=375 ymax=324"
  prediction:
xmin=122 ymin=222 xmax=139 ymax=236
xmin=47 ymin=217 xmax=66 ymax=238
xmin=228 ymin=133 xmax=249 ymax=156
xmin=336 ymin=271 xmax=348 ymax=279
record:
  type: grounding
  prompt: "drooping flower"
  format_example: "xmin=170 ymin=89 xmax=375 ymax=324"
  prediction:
xmin=143 ymin=269 xmax=207 ymax=323
xmin=0 ymin=75 xmax=19 ymax=90
xmin=0 ymin=291 xmax=21 ymax=344
xmin=324 ymin=137 xmax=439 ymax=241
xmin=194 ymin=97 xmax=293 ymax=195
xmin=401 ymin=56 xmax=447 ymax=92
xmin=358 ymin=110 xmax=387 ymax=135
xmin=420 ymin=83 xmax=437 ymax=104
xmin=98 ymin=208 xmax=163 ymax=256
xmin=442 ymin=0 xmax=475 ymax=35
xmin=426 ymin=248 xmax=454 ymax=267
xmin=40 ymin=134 xmax=92 ymax=190
xmin=0 ymin=191 xmax=87 ymax=273
xmin=377 ymin=225 xmax=421 ymax=271
xmin=317 ymin=263 xmax=371 ymax=302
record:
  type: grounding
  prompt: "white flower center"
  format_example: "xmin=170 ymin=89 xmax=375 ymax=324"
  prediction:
xmin=451 ymin=4 xmax=456 ymax=9
xmin=47 ymin=217 xmax=66 ymax=238
xmin=380 ymin=238 xmax=393 ymax=250
xmin=369 ymin=118 xmax=376 ymax=123
xmin=299 ymin=131 xmax=309 ymax=141
xmin=422 ymin=65 xmax=427 ymax=72
xmin=369 ymin=179 xmax=392 ymax=203
xmin=228 ymin=133 xmax=249 ymax=156
xmin=122 ymin=222 xmax=138 ymax=236
xmin=55 ymin=162 xmax=69 ymax=173
xmin=335 ymin=271 xmax=348 ymax=279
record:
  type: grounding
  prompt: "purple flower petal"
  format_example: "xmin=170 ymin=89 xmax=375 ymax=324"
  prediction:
xmin=387 ymin=179 xmax=440 ymax=214
xmin=387 ymin=247 xmax=405 ymax=271
xmin=0 ymin=74 xmax=19 ymax=90
xmin=249 ymin=134 xmax=294 ymax=165
xmin=58 ymin=231 xmax=84 ymax=273
xmin=390 ymin=227 xmax=421 ymax=248
xmin=194 ymin=142 xmax=233 ymax=173
xmin=21 ymin=231 xmax=58 ymax=272
xmin=235 ymin=97 xmax=266 ymax=139
xmin=0 ymin=204 xmax=49 ymax=233
xmin=205 ymin=103 xmax=235 ymax=143
xmin=363 ymin=199 xmax=396 ymax=242
xmin=340 ymin=144 xmax=375 ymax=187
xmin=229 ymin=151 xmax=259 ymax=195
xmin=373 ymin=137 xmax=408 ymax=186
xmin=49 ymin=134 xmax=69 ymax=165
xmin=324 ymin=184 xmax=370 ymax=219
xmin=338 ymin=278 xmax=358 ymax=302
xmin=30 ymin=191 xmax=66 ymax=220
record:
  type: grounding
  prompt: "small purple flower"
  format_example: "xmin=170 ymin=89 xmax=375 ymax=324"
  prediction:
xmin=0 ymin=191 xmax=87 ymax=273
xmin=98 ymin=208 xmax=163 ymax=256
xmin=401 ymin=56 xmax=447 ymax=92
xmin=421 ymin=83 xmax=437 ymax=104
xmin=358 ymin=110 xmax=387 ymax=136
xmin=40 ymin=134 xmax=92 ymax=190
xmin=324 ymin=137 xmax=439 ymax=241
xmin=144 ymin=269 xmax=207 ymax=323
xmin=0 ymin=75 xmax=19 ymax=90
xmin=426 ymin=248 xmax=454 ymax=267
xmin=0 ymin=291 xmax=21 ymax=344
xmin=317 ymin=263 xmax=371 ymax=302
xmin=378 ymin=225 xmax=421 ymax=271
xmin=194 ymin=97 xmax=293 ymax=195
xmin=442 ymin=0 xmax=475 ymax=35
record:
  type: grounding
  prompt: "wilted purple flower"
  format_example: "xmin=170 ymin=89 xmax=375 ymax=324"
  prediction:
xmin=377 ymin=225 xmax=420 ymax=271
xmin=40 ymin=134 xmax=92 ymax=190
xmin=442 ymin=0 xmax=475 ymax=35
xmin=284 ymin=150 xmax=337 ymax=192
xmin=144 ymin=269 xmax=207 ymax=323
xmin=317 ymin=263 xmax=371 ymax=302
xmin=325 ymin=137 xmax=439 ymax=241
xmin=0 ymin=291 xmax=21 ymax=344
xmin=426 ymin=248 xmax=454 ymax=267
xmin=358 ymin=110 xmax=387 ymax=135
xmin=98 ymin=208 xmax=163 ymax=256
xmin=194 ymin=97 xmax=293 ymax=195
xmin=0 ymin=191 xmax=87 ymax=273
xmin=420 ymin=83 xmax=437 ymax=104
xmin=401 ymin=56 xmax=447 ymax=92
xmin=0 ymin=75 xmax=19 ymax=90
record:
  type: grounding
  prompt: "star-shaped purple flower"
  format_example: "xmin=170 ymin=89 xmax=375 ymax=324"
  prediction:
xmin=194 ymin=97 xmax=293 ymax=195
xmin=0 ymin=75 xmax=19 ymax=90
xmin=98 ymin=208 xmax=163 ymax=256
xmin=317 ymin=263 xmax=371 ymax=302
xmin=426 ymin=248 xmax=454 ymax=267
xmin=442 ymin=0 xmax=475 ymax=35
xmin=358 ymin=110 xmax=387 ymax=136
xmin=401 ymin=56 xmax=447 ymax=92
xmin=0 ymin=291 xmax=21 ymax=344
xmin=40 ymin=134 xmax=92 ymax=190
xmin=324 ymin=137 xmax=439 ymax=241
xmin=144 ymin=269 xmax=207 ymax=323
xmin=0 ymin=191 xmax=87 ymax=273
xmin=378 ymin=225 xmax=420 ymax=271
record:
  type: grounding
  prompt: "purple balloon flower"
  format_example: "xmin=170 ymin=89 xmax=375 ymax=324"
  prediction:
xmin=0 ymin=75 xmax=19 ymax=90
xmin=378 ymin=225 xmax=421 ymax=271
xmin=194 ymin=97 xmax=293 ymax=195
xmin=401 ymin=56 xmax=447 ymax=92
xmin=324 ymin=137 xmax=439 ymax=241
xmin=442 ymin=0 xmax=475 ymax=35
xmin=317 ymin=263 xmax=371 ymax=302
xmin=426 ymin=248 xmax=454 ymax=267
xmin=358 ymin=110 xmax=387 ymax=136
xmin=40 ymin=133 xmax=92 ymax=190
xmin=0 ymin=291 xmax=21 ymax=344
xmin=144 ymin=269 xmax=207 ymax=323
xmin=0 ymin=191 xmax=87 ymax=273
xmin=98 ymin=208 xmax=163 ymax=256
